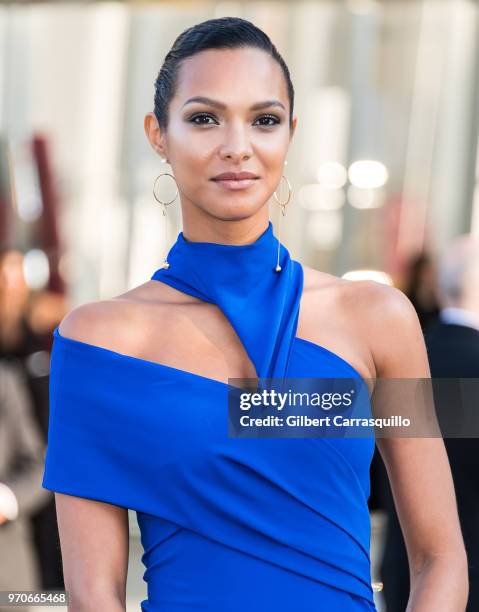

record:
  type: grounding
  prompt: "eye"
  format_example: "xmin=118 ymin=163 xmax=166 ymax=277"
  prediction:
xmin=188 ymin=112 xmax=282 ymax=128
xmin=188 ymin=113 xmax=218 ymax=125
xmin=254 ymin=114 xmax=281 ymax=127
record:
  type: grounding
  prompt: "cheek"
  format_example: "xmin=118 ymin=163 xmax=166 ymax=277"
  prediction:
xmin=255 ymin=134 xmax=289 ymax=166
xmin=166 ymin=119 xmax=209 ymax=161
xmin=258 ymin=152 xmax=286 ymax=186
xmin=168 ymin=137 xmax=210 ymax=179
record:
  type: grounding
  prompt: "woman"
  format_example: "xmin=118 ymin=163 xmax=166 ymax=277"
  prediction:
xmin=42 ymin=16 xmax=467 ymax=612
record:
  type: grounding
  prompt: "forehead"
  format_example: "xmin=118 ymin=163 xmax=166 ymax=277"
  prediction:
xmin=172 ymin=47 xmax=288 ymax=108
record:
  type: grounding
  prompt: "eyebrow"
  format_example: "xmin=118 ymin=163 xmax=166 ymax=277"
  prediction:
xmin=181 ymin=96 xmax=286 ymax=111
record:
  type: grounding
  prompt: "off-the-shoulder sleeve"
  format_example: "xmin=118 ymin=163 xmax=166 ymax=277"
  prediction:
xmin=41 ymin=330 xmax=187 ymax=510
xmin=42 ymin=332 xmax=130 ymax=507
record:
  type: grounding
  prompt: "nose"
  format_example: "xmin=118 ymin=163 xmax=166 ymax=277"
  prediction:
xmin=219 ymin=122 xmax=253 ymax=161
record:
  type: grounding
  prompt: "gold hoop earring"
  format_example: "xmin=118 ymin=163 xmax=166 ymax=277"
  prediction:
xmin=153 ymin=171 xmax=178 ymax=269
xmin=273 ymin=174 xmax=292 ymax=272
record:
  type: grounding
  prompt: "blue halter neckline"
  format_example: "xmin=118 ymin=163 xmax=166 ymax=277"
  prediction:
xmin=150 ymin=220 xmax=304 ymax=381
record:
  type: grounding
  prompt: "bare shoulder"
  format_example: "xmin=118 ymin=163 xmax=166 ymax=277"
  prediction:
xmin=302 ymin=263 xmax=408 ymax=310
xmin=338 ymin=277 xmax=430 ymax=378
xmin=300 ymin=265 xmax=351 ymax=313
xmin=57 ymin=280 xmax=182 ymax=355
xmin=301 ymin=264 xmax=345 ymax=291
xmin=301 ymin=263 xmax=380 ymax=313
xmin=338 ymin=275 xmax=416 ymax=318
xmin=335 ymin=275 xmax=410 ymax=325
xmin=300 ymin=265 xmax=426 ymax=379
xmin=58 ymin=299 xmax=143 ymax=353
xmin=299 ymin=266 xmax=375 ymax=380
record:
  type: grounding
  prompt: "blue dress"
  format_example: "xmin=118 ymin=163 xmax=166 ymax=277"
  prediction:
xmin=42 ymin=221 xmax=377 ymax=611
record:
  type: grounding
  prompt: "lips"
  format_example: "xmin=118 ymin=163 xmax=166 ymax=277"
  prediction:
xmin=211 ymin=173 xmax=260 ymax=191
xmin=212 ymin=172 xmax=259 ymax=181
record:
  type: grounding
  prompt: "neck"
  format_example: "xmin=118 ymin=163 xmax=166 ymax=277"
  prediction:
xmin=150 ymin=217 xmax=303 ymax=380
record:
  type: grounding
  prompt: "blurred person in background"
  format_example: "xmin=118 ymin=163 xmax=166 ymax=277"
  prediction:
xmin=378 ymin=234 xmax=479 ymax=611
xmin=426 ymin=234 xmax=479 ymax=610
xmin=0 ymin=359 xmax=50 ymax=612
xmin=0 ymin=248 xmax=66 ymax=591
xmin=403 ymin=252 xmax=440 ymax=334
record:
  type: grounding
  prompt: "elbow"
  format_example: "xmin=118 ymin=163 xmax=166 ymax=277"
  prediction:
xmin=69 ymin=598 xmax=125 ymax=612
xmin=411 ymin=529 xmax=468 ymax=577
xmin=68 ymin=586 xmax=126 ymax=612
xmin=413 ymin=545 xmax=469 ymax=587
xmin=416 ymin=546 xmax=468 ymax=574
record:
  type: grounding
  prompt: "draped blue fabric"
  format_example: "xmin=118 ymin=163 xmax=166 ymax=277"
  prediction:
xmin=151 ymin=220 xmax=303 ymax=382
xmin=42 ymin=220 xmax=377 ymax=611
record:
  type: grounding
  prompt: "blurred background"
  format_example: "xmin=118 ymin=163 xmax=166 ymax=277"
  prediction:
xmin=1 ymin=0 xmax=479 ymax=610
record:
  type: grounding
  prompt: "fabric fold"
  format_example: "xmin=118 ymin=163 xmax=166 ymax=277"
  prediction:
xmin=150 ymin=221 xmax=304 ymax=381
xmin=42 ymin=220 xmax=377 ymax=611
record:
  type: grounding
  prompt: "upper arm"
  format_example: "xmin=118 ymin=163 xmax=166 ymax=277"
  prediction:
xmin=361 ymin=281 xmax=466 ymax=573
xmin=55 ymin=304 xmax=131 ymax=606
xmin=55 ymin=493 xmax=129 ymax=607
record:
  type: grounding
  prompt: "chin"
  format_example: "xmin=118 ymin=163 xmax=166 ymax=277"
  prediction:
xmin=207 ymin=200 xmax=264 ymax=222
xmin=192 ymin=189 xmax=260 ymax=218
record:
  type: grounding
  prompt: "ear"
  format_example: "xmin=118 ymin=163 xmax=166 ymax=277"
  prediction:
xmin=290 ymin=115 xmax=298 ymax=141
xmin=144 ymin=112 xmax=168 ymax=159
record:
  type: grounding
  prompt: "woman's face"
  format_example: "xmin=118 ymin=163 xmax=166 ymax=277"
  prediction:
xmin=145 ymin=47 xmax=296 ymax=222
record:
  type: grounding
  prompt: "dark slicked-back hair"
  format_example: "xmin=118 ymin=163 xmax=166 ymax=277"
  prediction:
xmin=153 ymin=16 xmax=295 ymax=132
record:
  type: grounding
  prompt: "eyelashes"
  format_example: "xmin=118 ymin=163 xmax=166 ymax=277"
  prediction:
xmin=188 ymin=113 xmax=281 ymax=128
